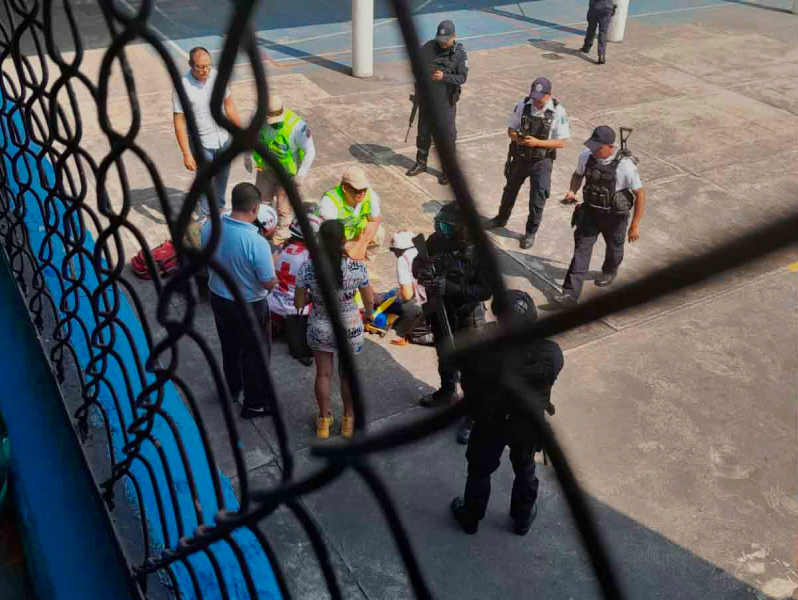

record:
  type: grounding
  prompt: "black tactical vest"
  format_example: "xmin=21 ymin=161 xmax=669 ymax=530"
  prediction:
xmin=583 ymin=154 xmax=634 ymax=212
xmin=517 ymin=98 xmax=559 ymax=161
xmin=429 ymin=42 xmax=464 ymax=104
xmin=589 ymin=0 xmax=615 ymax=11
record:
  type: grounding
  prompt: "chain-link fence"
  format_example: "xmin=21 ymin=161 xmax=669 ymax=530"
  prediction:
xmin=0 ymin=1 xmax=795 ymax=599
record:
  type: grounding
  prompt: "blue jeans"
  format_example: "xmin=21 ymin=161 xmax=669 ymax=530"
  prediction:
xmin=200 ymin=145 xmax=231 ymax=216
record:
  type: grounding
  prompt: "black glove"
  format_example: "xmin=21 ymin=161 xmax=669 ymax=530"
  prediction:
xmin=412 ymin=256 xmax=435 ymax=281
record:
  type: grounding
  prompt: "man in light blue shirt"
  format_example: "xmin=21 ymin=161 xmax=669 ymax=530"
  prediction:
xmin=201 ymin=183 xmax=277 ymax=418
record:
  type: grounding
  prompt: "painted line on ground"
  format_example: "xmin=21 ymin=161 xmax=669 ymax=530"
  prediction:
xmin=235 ymin=1 xmax=738 ymax=68
xmin=119 ymin=0 xmax=190 ymax=60
xmin=254 ymin=18 xmax=396 ymax=50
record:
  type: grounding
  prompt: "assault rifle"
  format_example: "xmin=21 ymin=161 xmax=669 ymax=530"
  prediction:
xmin=404 ymin=95 xmax=419 ymax=143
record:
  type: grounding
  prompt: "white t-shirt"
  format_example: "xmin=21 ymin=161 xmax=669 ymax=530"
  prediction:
xmin=317 ymin=189 xmax=382 ymax=221
xmin=173 ymin=69 xmax=231 ymax=150
xmin=576 ymin=147 xmax=643 ymax=191
xmin=395 ymin=247 xmax=427 ymax=304
xmin=507 ymin=98 xmax=570 ymax=140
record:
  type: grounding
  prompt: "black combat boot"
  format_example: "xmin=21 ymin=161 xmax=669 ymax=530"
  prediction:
xmin=598 ymin=54 xmax=606 ymax=65
xmin=552 ymin=292 xmax=577 ymax=308
xmin=512 ymin=504 xmax=537 ymax=536
xmin=520 ymin=233 xmax=536 ymax=250
xmin=419 ymin=387 xmax=459 ymax=408
xmin=484 ymin=216 xmax=508 ymax=230
xmin=578 ymin=45 xmax=591 ymax=53
xmin=450 ymin=497 xmax=479 ymax=534
xmin=406 ymin=163 xmax=427 ymax=177
xmin=594 ymin=271 xmax=616 ymax=287
xmin=438 ymin=173 xmax=449 ymax=185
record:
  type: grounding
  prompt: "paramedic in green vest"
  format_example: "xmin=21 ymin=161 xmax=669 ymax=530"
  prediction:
xmin=245 ymin=95 xmax=316 ymax=244
xmin=316 ymin=166 xmax=385 ymax=261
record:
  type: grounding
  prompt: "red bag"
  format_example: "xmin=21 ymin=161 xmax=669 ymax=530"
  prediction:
xmin=131 ymin=240 xmax=179 ymax=279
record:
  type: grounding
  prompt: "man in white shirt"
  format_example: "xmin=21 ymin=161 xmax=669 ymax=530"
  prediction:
xmin=485 ymin=77 xmax=570 ymax=250
xmin=389 ymin=230 xmax=427 ymax=342
xmin=316 ymin=166 xmax=385 ymax=260
xmin=245 ymin=95 xmax=316 ymax=244
xmin=555 ymin=125 xmax=647 ymax=305
xmin=173 ymin=47 xmax=241 ymax=216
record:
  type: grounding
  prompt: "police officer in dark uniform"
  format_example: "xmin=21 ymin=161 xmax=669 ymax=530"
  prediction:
xmin=406 ymin=20 xmax=468 ymax=186
xmin=450 ymin=291 xmax=564 ymax=535
xmin=555 ymin=126 xmax=647 ymax=306
xmin=413 ymin=201 xmax=492 ymax=443
xmin=485 ymin=77 xmax=570 ymax=250
xmin=579 ymin=0 xmax=617 ymax=64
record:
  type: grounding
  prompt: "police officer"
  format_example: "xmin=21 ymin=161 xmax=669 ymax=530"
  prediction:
xmin=413 ymin=201 xmax=492 ymax=443
xmin=406 ymin=20 xmax=468 ymax=186
xmin=579 ymin=1 xmax=617 ymax=65
xmin=485 ymin=77 xmax=570 ymax=250
xmin=554 ymin=126 xmax=646 ymax=306
xmin=450 ymin=291 xmax=564 ymax=535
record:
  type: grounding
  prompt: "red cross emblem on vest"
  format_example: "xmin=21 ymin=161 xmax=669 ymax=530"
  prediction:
xmin=277 ymin=261 xmax=296 ymax=292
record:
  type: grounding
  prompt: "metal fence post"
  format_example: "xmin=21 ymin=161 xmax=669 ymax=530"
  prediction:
xmin=608 ymin=0 xmax=630 ymax=43
xmin=352 ymin=0 xmax=374 ymax=78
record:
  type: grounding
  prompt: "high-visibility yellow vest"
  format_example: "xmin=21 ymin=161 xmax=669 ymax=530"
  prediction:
xmin=322 ymin=184 xmax=373 ymax=240
xmin=252 ymin=109 xmax=305 ymax=175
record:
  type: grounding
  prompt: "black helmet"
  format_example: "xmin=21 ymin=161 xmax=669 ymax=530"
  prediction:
xmin=492 ymin=290 xmax=538 ymax=322
xmin=434 ymin=201 xmax=461 ymax=236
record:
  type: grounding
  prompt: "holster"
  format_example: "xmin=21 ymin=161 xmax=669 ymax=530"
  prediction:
xmin=571 ymin=204 xmax=584 ymax=229
xmin=504 ymin=156 xmax=514 ymax=179
xmin=504 ymin=142 xmax=518 ymax=178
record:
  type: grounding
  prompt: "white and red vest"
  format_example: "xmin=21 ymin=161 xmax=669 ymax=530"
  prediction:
xmin=268 ymin=240 xmax=311 ymax=316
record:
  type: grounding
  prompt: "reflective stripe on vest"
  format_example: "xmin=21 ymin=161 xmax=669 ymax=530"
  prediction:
xmin=323 ymin=184 xmax=372 ymax=240
xmin=252 ymin=109 xmax=305 ymax=175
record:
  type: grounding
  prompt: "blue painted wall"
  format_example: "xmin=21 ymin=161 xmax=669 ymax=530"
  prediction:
xmin=0 ymin=253 xmax=135 ymax=600
xmin=0 ymin=91 xmax=279 ymax=597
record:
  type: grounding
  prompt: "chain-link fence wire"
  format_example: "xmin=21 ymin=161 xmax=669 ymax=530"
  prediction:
xmin=0 ymin=0 xmax=796 ymax=599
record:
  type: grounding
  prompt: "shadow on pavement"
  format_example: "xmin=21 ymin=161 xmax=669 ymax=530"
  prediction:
xmin=350 ymin=143 xmax=445 ymax=180
xmin=719 ymin=0 xmax=797 ymax=13
xmin=263 ymin=413 xmax=763 ymax=600
xmin=255 ymin=36 xmax=351 ymax=76
xmin=481 ymin=6 xmax=587 ymax=36
xmin=529 ymin=37 xmax=597 ymax=64
xmin=126 ymin=186 xmax=187 ymax=226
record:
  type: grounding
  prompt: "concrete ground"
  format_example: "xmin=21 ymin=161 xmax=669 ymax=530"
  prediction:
xmin=33 ymin=1 xmax=798 ymax=599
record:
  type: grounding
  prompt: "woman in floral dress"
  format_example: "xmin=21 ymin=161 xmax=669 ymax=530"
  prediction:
xmin=295 ymin=220 xmax=373 ymax=438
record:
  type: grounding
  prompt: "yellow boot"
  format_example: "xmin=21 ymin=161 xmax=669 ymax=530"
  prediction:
xmin=341 ymin=415 xmax=355 ymax=439
xmin=316 ymin=414 xmax=333 ymax=439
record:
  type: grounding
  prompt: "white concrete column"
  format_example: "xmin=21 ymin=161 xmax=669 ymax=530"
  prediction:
xmin=608 ymin=0 xmax=630 ymax=43
xmin=793 ymin=0 xmax=798 ymax=15
xmin=352 ymin=0 xmax=374 ymax=78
